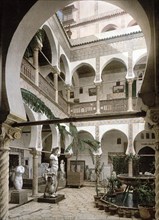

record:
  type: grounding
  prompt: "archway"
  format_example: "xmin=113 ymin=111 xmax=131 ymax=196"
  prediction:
xmin=101 ymin=129 xmax=128 ymax=167
xmin=101 ymin=59 xmax=127 ymax=100
xmin=72 ymin=63 xmax=96 ymax=103
xmin=138 ymin=147 xmax=155 ymax=174
xmin=5 ymin=1 xmax=151 ymax=121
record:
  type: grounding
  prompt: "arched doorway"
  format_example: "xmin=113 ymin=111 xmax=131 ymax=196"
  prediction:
xmin=138 ymin=146 xmax=155 ymax=174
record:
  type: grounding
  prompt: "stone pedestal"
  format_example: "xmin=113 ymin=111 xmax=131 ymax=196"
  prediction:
xmin=37 ymin=194 xmax=65 ymax=203
xmin=10 ymin=190 xmax=28 ymax=204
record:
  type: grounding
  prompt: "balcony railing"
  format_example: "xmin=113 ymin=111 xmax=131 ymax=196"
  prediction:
xmin=21 ymin=58 xmax=68 ymax=113
xmin=39 ymin=74 xmax=56 ymax=102
xmin=100 ymin=99 xmax=128 ymax=113
xmin=21 ymin=58 xmax=138 ymax=117
xmin=70 ymin=101 xmax=96 ymax=116
xmin=21 ymin=58 xmax=36 ymax=83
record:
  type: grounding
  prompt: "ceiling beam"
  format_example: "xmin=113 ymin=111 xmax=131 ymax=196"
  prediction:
xmin=12 ymin=111 xmax=146 ymax=127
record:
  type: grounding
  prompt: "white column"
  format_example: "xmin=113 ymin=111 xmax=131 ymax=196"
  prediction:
xmin=31 ymin=149 xmax=40 ymax=197
xmin=33 ymin=47 xmax=40 ymax=86
xmin=54 ymin=73 xmax=58 ymax=104
xmin=95 ymin=83 xmax=101 ymax=114
xmin=127 ymin=79 xmax=134 ymax=111
xmin=128 ymin=158 xmax=133 ymax=177
xmin=66 ymin=85 xmax=71 ymax=115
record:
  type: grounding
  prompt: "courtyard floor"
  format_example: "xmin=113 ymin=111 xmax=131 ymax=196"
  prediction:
xmin=9 ymin=185 xmax=142 ymax=220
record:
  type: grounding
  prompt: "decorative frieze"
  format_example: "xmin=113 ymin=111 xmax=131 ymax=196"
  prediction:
xmin=70 ymin=37 xmax=145 ymax=62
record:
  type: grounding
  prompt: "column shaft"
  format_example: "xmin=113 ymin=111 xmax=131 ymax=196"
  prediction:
xmin=95 ymin=84 xmax=101 ymax=114
xmin=33 ymin=47 xmax=40 ymax=86
xmin=0 ymin=125 xmax=20 ymax=220
xmin=31 ymin=149 xmax=40 ymax=196
xmin=54 ymin=73 xmax=58 ymax=103
xmin=0 ymin=148 xmax=9 ymax=220
xmin=127 ymin=79 xmax=133 ymax=111
xmin=128 ymin=158 xmax=133 ymax=177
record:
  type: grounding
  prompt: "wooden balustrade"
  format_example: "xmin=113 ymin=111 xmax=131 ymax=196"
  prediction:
xmin=39 ymin=74 xmax=56 ymax=102
xmin=100 ymin=99 xmax=128 ymax=113
xmin=70 ymin=102 xmax=96 ymax=116
xmin=21 ymin=58 xmax=36 ymax=83
xmin=21 ymin=58 xmax=138 ymax=116
xmin=58 ymin=93 xmax=68 ymax=113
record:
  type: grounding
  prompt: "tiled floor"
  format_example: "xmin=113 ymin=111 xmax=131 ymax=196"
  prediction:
xmin=9 ymin=186 xmax=142 ymax=220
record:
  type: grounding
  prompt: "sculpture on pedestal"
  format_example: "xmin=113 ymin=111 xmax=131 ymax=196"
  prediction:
xmin=44 ymin=147 xmax=59 ymax=198
xmin=60 ymin=159 xmax=65 ymax=180
xmin=12 ymin=165 xmax=25 ymax=190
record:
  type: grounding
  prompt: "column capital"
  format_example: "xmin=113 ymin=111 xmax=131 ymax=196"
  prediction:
xmin=30 ymin=148 xmax=41 ymax=157
xmin=65 ymin=84 xmax=73 ymax=91
xmin=126 ymin=78 xmax=134 ymax=83
xmin=52 ymin=65 xmax=60 ymax=75
xmin=145 ymin=108 xmax=159 ymax=151
xmin=148 ymin=108 xmax=159 ymax=124
xmin=94 ymin=80 xmax=102 ymax=86
xmin=0 ymin=124 xmax=21 ymax=150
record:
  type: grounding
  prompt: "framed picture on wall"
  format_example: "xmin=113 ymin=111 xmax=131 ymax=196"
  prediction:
xmin=113 ymin=85 xmax=124 ymax=93
xmin=88 ymin=87 xmax=96 ymax=96
xmin=70 ymin=91 xmax=74 ymax=98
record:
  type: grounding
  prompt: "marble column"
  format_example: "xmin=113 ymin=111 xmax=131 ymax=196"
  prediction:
xmin=33 ymin=44 xmax=42 ymax=86
xmin=0 ymin=124 xmax=21 ymax=220
xmin=127 ymin=78 xmax=134 ymax=111
xmin=128 ymin=158 xmax=133 ymax=177
xmin=95 ymin=83 xmax=101 ymax=114
xmin=54 ymin=73 xmax=58 ymax=104
xmin=30 ymin=149 xmax=40 ymax=197
xmin=65 ymin=85 xmax=71 ymax=115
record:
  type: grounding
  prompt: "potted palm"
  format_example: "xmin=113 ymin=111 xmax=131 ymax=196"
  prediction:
xmin=65 ymin=123 xmax=100 ymax=188
xmin=137 ymin=182 xmax=155 ymax=219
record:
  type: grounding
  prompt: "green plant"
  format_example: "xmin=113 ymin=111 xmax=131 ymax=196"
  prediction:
xmin=24 ymin=28 xmax=45 ymax=58
xmin=106 ymin=172 xmax=123 ymax=195
xmin=95 ymin=155 xmax=104 ymax=196
xmin=137 ymin=182 xmax=155 ymax=207
xmin=65 ymin=123 xmax=100 ymax=172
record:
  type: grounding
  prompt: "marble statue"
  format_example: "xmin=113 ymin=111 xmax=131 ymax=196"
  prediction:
xmin=12 ymin=165 xmax=25 ymax=190
xmin=60 ymin=160 xmax=65 ymax=180
xmin=43 ymin=147 xmax=59 ymax=198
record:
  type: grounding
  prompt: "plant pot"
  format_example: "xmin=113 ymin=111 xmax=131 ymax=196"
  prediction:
xmin=95 ymin=201 xmax=99 ymax=208
xmin=134 ymin=210 xmax=141 ymax=218
xmin=94 ymin=195 xmax=100 ymax=202
xmin=98 ymin=202 xmax=104 ymax=210
xmin=118 ymin=209 xmax=124 ymax=217
xmin=109 ymin=206 xmax=118 ymax=215
xmin=104 ymin=204 xmax=110 ymax=212
xmin=67 ymin=171 xmax=84 ymax=188
xmin=125 ymin=210 xmax=132 ymax=218
xmin=138 ymin=205 xmax=154 ymax=220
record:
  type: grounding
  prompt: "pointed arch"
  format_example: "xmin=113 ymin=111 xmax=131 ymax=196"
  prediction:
xmin=101 ymin=57 xmax=127 ymax=75
xmin=101 ymin=24 xmax=118 ymax=33
xmin=42 ymin=24 xmax=58 ymax=66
